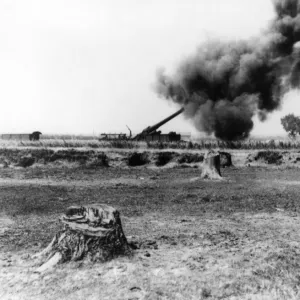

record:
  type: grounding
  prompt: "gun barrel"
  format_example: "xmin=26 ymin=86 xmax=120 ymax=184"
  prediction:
xmin=133 ymin=107 xmax=184 ymax=140
xmin=148 ymin=107 xmax=184 ymax=134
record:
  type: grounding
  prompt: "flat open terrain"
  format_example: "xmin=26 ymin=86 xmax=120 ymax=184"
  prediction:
xmin=1 ymin=157 xmax=300 ymax=299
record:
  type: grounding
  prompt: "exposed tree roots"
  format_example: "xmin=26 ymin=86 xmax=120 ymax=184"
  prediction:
xmin=201 ymin=150 xmax=223 ymax=180
xmin=35 ymin=204 xmax=132 ymax=272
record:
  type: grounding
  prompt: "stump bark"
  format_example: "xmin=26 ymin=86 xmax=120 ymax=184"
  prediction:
xmin=35 ymin=204 xmax=131 ymax=272
xmin=201 ymin=150 xmax=222 ymax=180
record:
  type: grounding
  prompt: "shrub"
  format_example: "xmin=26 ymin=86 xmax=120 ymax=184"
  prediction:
xmin=17 ymin=156 xmax=35 ymax=168
xmin=155 ymin=152 xmax=175 ymax=166
xmin=254 ymin=151 xmax=283 ymax=164
xmin=127 ymin=152 xmax=149 ymax=166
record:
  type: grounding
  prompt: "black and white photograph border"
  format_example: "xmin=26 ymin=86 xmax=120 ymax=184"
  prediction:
xmin=2 ymin=0 xmax=300 ymax=299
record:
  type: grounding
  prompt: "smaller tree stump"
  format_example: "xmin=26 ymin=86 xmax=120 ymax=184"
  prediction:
xmin=35 ymin=204 xmax=131 ymax=272
xmin=201 ymin=150 xmax=222 ymax=180
xmin=219 ymin=151 xmax=233 ymax=168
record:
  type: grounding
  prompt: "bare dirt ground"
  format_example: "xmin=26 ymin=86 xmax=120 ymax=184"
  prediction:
xmin=2 ymin=162 xmax=300 ymax=299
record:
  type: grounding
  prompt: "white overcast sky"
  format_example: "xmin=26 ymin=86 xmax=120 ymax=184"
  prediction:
xmin=0 ymin=0 xmax=298 ymax=136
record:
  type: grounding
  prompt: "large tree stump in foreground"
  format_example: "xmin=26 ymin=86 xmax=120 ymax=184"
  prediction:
xmin=35 ymin=204 xmax=131 ymax=272
xmin=201 ymin=150 xmax=222 ymax=180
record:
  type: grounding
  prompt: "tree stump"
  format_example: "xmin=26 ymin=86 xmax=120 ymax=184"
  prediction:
xmin=219 ymin=151 xmax=233 ymax=168
xmin=201 ymin=150 xmax=222 ymax=180
xmin=35 ymin=204 xmax=131 ymax=272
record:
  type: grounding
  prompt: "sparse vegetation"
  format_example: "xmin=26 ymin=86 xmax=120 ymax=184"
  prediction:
xmin=1 ymin=147 xmax=300 ymax=170
xmin=254 ymin=151 xmax=283 ymax=165
xmin=146 ymin=139 xmax=300 ymax=150
xmin=155 ymin=152 xmax=176 ymax=166
xmin=17 ymin=156 xmax=35 ymax=168
xmin=3 ymin=136 xmax=300 ymax=150
xmin=2 ymin=166 xmax=300 ymax=299
xmin=0 ymin=148 xmax=110 ymax=168
xmin=177 ymin=153 xmax=204 ymax=164
xmin=2 ymin=135 xmax=300 ymax=300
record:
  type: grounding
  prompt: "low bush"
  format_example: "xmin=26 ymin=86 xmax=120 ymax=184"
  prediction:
xmin=17 ymin=156 xmax=35 ymax=168
xmin=155 ymin=152 xmax=176 ymax=166
xmin=254 ymin=151 xmax=283 ymax=164
xmin=127 ymin=152 xmax=149 ymax=166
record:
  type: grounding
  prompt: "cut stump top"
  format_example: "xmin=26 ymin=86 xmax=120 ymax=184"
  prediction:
xmin=61 ymin=204 xmax=120 ymax=237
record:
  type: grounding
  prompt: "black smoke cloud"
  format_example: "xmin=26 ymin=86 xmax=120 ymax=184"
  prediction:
xmin=155 ymin=0 xmax=300 ymax=141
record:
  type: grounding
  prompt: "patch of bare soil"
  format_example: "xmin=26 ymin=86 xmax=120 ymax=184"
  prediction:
xmin=1 ymin=166 xmax=300 ymax=299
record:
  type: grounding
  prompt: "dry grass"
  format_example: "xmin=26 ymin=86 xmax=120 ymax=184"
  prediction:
xmin=1 ymin=166 xmax=300 ymax=299
xmin=1 ymin=141 xmax=300 ymax=299
xmin=2 ymin=136 xmax=300 ymax=150
xmin=0 ymin=138 xmax=139 ymax=149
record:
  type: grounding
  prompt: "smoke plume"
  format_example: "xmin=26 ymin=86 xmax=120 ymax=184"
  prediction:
xmin=155 ymin=0 xmax=300 ymax=141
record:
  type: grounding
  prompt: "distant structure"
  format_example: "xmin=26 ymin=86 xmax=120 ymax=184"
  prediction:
xmin=100 ymin=126 xmax=132 ymax=141
xmin=29 ymin=131 xmax=42 ymax=141
xmin=1 ymin=131 xmax=42 ymax=141
xmin=100 ymin=133 xmax=128 ymax=140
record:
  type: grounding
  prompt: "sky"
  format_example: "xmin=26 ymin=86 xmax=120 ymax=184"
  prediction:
xmin=0 ymin=0 xmax=298 ymax=137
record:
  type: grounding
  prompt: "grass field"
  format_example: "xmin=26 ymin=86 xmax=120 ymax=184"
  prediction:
xmin=1 ymin=146 xmax=300 ymax=299
xmin=2 ymin=135 xmax=300 ymax=150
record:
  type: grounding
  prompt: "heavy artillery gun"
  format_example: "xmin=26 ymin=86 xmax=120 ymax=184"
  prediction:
xmin=133 ymin=107 xmax=184 ymax=141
